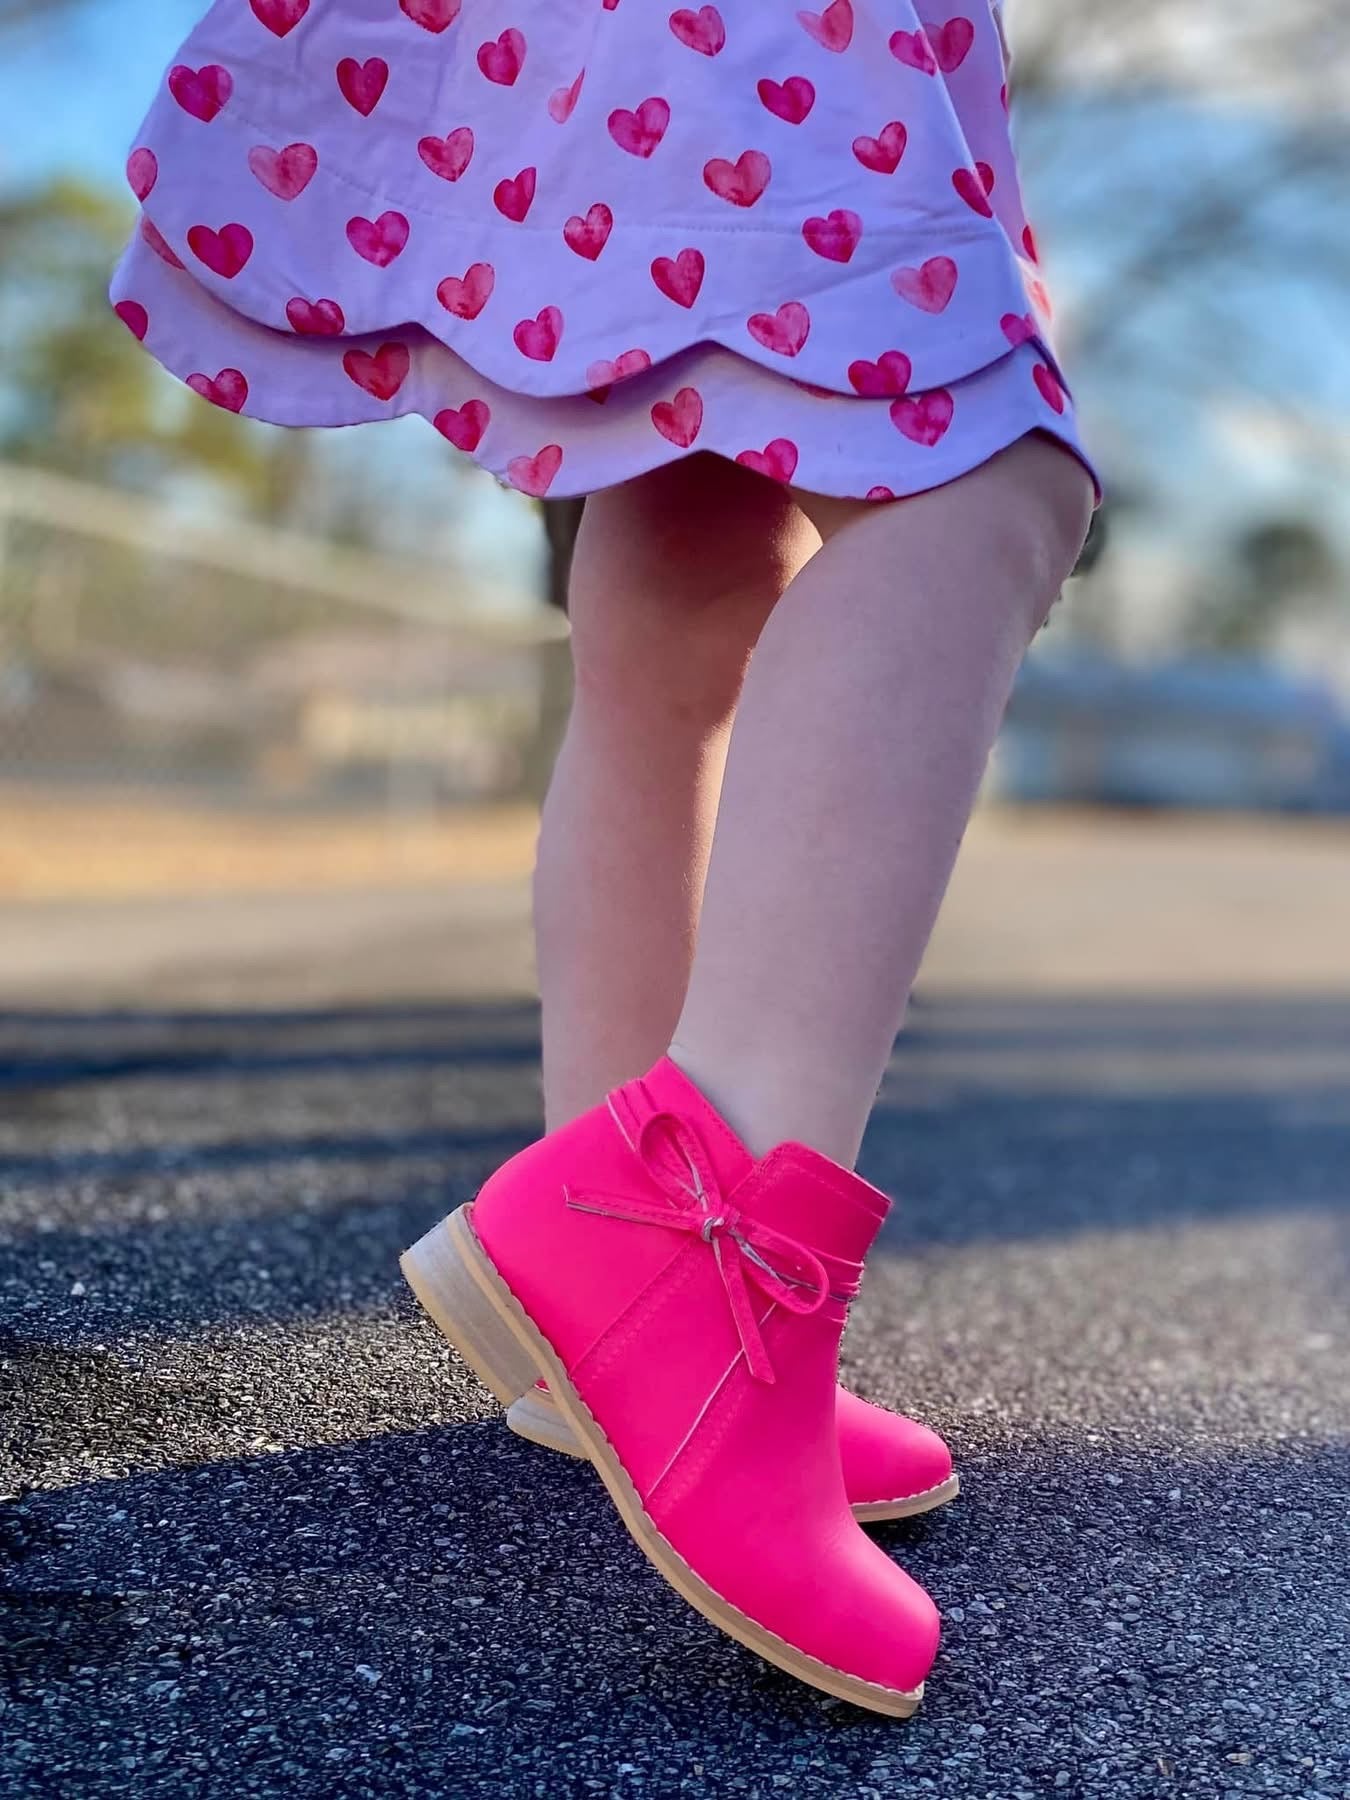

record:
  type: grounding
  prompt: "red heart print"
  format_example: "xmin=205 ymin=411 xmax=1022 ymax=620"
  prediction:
xmin=342 ymin=342 xmax=411 ymax=401
xmin=347 ymin=211 xmax=410 ymax=265
xmin=757 ymin=76 xmax=815 ymax=124
xmin=891 ymin=389 xmax=954 ymax=446
xmin=670 ymin=6 xmax=724 ymax=55
xmin=564 ymin=203 xmax=613 ymax=260
xmin=1000 ymin=311 xmax=1035 ymax=348
xmin=925 ymin=16 xmax=974 ymax=72
xmin=847 ymin=350 xmax=912 ymax=397
xmin=797 ymin=1 xmax=852 ymax=52
xmin=1033 ymin=362 xmax=1066 ymax=414
xmin=418 ymin=128 xmax=474 ymax=182
xmin=126 ymin=148 xmax=158 ymax=201
xmin=603 ymin=0 xmax=619 ymax=9
xmin=866 ymin=486 xmax=896 ymax=502
xmin=337 ymin=57 xmax=388 ymax=116
xmin=478 ymin=29 xmax=525 ymax=85
xmin=608 ymin=97 xmax=671 ymax=157
xmin=889 ymin=29 xmax=937 ymax=74
xmin=187 ymin=369 xmax=248 ymax=412
xmin=1022 ymin=224 xmax=1040 ymax=263
xmin=549 ymin=70 xmax=585 ymax=123
xmin=952 ymin=166 xmax=994 ymax=216
xmin=1001 ymin=81 xmax=1009 ymax=112
xmin=437 ymin=262 xmax=495 ymax=319
xmin=248 ymin=141 xmax=318 ymax=199
xmin=802 ymin=208 xmax=861 ymax=263
xmin=1027 ymin=277 xmax=1052 ymax=316
xmin=891 ymin=256 xmax=957 ymax=312
xmin=747 ymin=301 xmax=810 ymax=357
xmin=736 ymin=439 xmax=799 ymax=483
xmin=651 ymin=248 xmax=705 ymax=307
xmin=140 ymin=216 xmax=185 ymax=269
xmin=169 ymin=63 xmax=232 ymax=122
xmin=703 ymin=149 xmax=771 ymax=207
xmin=586 ymin=349 xmax=652 ymax=389
xmin=493 ymin=168 xmax=537 ymax=223
xmin=596 ymin=351 xmax=653 ymax=390
xmin=114 ymin=300 xmax=149 ymax=342
xmin=514 ymin=306 xmax=564 ymax=361
xmin=250 ymin=0 xmax=308 ymax=37
xmin=852 ymin=121 xmax=906 ymax=174
xmin=401 ymin=0 xmax=461 ymax=32
xmin=435 ymin=399 xmax=490 ymax=452
xmin=508 ymin=445 xmax=564 ymax=498
xmin=286 ymin=296 xmax=346 ymax=335
xmin=187 ymin=222 xmax=253 ymax=278
xmin=651 ymin=386 xmax=704 ymax=449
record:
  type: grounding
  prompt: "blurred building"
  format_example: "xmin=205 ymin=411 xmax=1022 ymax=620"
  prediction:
xmin=996 ymin=648 xmax=1350 ymax=812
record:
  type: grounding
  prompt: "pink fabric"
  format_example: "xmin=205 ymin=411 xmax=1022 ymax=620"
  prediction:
xmin=471 ymin=1053 xmax=940 ymax=1696
xmin=109 ymin=0 xmax=1101 ymax=501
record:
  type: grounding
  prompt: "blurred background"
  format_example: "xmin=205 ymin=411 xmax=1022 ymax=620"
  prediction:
xmin=1 ymin=0 xmax=1349 ymax=1004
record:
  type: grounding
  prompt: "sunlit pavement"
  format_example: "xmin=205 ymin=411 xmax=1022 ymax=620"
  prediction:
xmin=3 ymin=812 xmax=1348 ymax=1798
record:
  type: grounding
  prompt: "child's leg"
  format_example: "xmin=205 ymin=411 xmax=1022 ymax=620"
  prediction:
xmin=534 ymin=454 xmax=821 ymax=1133
xmin=668 ymin=432 xmax=1095 ymax=1168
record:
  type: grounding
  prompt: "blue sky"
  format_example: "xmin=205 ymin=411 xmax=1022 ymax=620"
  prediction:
xmin=1 ymin=0 xmax=201 ymax=186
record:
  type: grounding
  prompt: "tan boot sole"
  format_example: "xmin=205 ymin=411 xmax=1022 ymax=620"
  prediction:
xmin=853 ymin=1476 xmax=960 ymax=1523
xmin=401 ymin=1203 xmax=926 ymax=1718
xmin=505 ymin=1389 xmax=960 ymax=1524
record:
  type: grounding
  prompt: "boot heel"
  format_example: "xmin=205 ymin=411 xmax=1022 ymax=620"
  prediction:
xmin=400 ymin=1205 xmax=541 ymax=1407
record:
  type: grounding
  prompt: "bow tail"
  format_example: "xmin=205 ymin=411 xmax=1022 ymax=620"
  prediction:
xmin=713 ymin=1237 xmax=777 ymax=1385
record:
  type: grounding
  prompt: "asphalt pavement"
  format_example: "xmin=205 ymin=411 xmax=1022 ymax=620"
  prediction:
xmin=2 ymin=888 xmax=1349 ymax=1796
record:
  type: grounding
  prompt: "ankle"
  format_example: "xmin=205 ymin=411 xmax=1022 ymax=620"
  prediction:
xmin=665 ymin=1038 xmax=868 ymax=1170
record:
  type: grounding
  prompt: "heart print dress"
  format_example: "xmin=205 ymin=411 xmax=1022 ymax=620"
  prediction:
xmin=109 ymin=0 xmax=1102 ymax=503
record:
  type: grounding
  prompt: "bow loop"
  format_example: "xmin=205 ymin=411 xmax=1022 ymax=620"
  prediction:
xmin=562 ymin=1106 xmax=833 ymax=1384
xmin=634 ymin=1106 xmax=722 ymax=1214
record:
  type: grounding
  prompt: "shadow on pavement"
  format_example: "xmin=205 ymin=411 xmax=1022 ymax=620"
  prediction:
xmin=4 ymin=1421 xmax=1346 ymax=1796
xmin=2 ymin=992 xmax=1347 ymax=1348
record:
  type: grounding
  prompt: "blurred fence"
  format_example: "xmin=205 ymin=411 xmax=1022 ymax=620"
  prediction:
xmin=0 ymin=461 xmax=571 ymax=813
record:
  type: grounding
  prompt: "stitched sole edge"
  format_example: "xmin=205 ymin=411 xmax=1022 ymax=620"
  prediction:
xmin=403 ymin=1204 xmax=926 ymax=1719
xmin=506 ymin=1394 xmax=960 ymax=1524
xmin=852 ymin=1474 xmax=960 ymax=1523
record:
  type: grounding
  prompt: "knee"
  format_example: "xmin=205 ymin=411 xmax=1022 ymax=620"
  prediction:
xmin=566 ymin=592 xmax=751 ymax=733
xmin=565 ymin=456 xmax=817 ymax=731
xmin=1003 ymin=432 xmax=1097 ymax=637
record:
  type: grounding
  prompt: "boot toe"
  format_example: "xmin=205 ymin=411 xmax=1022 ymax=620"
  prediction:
xmin=838 ymin=1389 xmax=954 ymax=1508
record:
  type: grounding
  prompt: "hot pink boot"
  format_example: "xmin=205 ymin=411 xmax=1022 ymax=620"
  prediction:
xmin=401 ymin=1054 xmax=940 ymax=1715
xmin=505 ymin=1383 xmax=957 ymax=1523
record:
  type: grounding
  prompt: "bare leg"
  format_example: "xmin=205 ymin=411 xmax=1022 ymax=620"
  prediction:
xmin=533 ymin=453 xmax=821 ymax=1133
xmin=668 ymin=433 xmax=1096 ymax=1168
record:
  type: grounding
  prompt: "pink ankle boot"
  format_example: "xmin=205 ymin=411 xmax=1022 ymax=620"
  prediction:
xmin=505 ymin=1382 xmax=957 ymax=1523
xmin=401 ymin=1054 xmax=940 ymax=1715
